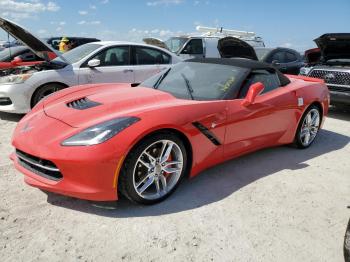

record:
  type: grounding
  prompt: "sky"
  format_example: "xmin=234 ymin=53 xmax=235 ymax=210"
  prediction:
xmin=0 ymin=0 xmax=350 ymax=51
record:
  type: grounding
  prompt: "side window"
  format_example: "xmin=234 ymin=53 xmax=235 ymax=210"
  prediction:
xmin=181 ymin=39 xmax=203 ymax=55
xmin=270 ymin=51 xmax=285 ymax=63
xmin=19 ymin=51 xmax=36 ymax=61
xmin=239 ymin=70 xmax=281 ymax=98
xmin=135 ymin=47 xmax=171 ymax=65
xmin=50 ymin=39 xmax=61 ymax=50
xmin=285 ymin=52 xmax=298 ymax=63
xmin=91 ymin=46 xmax=130 ymax=66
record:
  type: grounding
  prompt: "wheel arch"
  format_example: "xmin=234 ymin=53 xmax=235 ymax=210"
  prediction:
xmin=30 ymin=81 xmax=69 ymax=108
xmin=293 ymin=100 xmax=324 ymax=143
xmin=117 ymin=127 xmax=194 ymax=193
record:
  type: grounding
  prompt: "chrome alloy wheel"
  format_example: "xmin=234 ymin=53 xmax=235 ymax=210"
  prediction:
xmin=132 ymin=139 xmax=184 ymax=200
xmin=300 ymin=108 xmax=320 ymax=147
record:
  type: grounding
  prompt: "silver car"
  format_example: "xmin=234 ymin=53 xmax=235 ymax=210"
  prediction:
xmin=0 ymin=18 xmax=181 ymax=114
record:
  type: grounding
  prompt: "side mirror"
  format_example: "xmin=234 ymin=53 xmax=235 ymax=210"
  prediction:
xmin=272 ymin=60 xmax=280 ymax=66
xmin=241 ymin=82 xmax=265 ymax=107
xmin=11 ymin=56 xmax=23 ymax=65
xmin=87 ymin=59 xmax=100 ymax=68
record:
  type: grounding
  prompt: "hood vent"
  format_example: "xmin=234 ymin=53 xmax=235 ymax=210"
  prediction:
xmin=66 ymin=97 xmax=102 ymax=110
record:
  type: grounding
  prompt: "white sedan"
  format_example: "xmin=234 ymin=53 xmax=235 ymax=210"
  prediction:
xmin=0 ymin=18 xmax=181 ymax=113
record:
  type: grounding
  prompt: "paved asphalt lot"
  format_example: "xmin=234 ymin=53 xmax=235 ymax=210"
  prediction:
xmin=0 ymin=107 xmax=349 ymax=262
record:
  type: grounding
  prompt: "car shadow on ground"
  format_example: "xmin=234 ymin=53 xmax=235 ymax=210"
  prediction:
xmin=46 ymin=128 xmax=350 ymax=217
xmin=0 ymin=112 xmax=24 ymax=122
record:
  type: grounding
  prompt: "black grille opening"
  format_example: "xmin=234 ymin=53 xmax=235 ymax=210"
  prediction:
xmin=309 ymin=69 xmax=350 ymax=86
xmin=0 ymin=97 xmax=12 ymax=106
xmin=16 ymin=149 xmax=63 ymax=181
xmin=192 ymin=122 xmax=221 ymax=146
xmin=66 ymin=97 xmax=101 ymax=110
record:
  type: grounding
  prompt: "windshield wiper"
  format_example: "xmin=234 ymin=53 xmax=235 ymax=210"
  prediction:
xmin=154 ymin=68 xmax=171 ymax=89
xmin=180 ymin=73 xmax=194 ymax=100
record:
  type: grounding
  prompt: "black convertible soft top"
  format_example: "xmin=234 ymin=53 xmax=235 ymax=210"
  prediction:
xmin=187 ymin=58 xmax=291 ymax=86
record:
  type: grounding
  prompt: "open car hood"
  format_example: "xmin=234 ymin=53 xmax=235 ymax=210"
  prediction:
xmin=142 ymin=38 xmax=170 ymax=51
xmin=314 ymin=33 xmax=350 ymax=61
xmin=0 ymin=17 xmax=60 ymax=62
xmin=304 ymin=48 xmax=321 ymax=65
xmin=217 ymin=37 xmax=258 ymax=60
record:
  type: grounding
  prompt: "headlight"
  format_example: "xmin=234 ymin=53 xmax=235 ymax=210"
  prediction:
xmin=299 ymin=67 xmax=311 ymax=76
xmin=61 ymin=117 xmax=140 ymax=146
xmin=0 ymin=74 xmax=32 ymax=84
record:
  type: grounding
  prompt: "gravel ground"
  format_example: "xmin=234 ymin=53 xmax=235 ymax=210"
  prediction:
xmin=0 ymin=107 xmax=349 ymax=262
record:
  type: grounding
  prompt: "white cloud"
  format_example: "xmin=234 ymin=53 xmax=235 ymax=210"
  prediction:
xmin=147 ymin=0 xmax=183 ymax=6
xmin=0 ymin=0 xmax=60 ymax=21
xmin=59 ymin=21 xmax=66 ymax=26
xmin=281 ymin=42 xmax=293 ymax=48
xmin=78 ymin=10 xmax=88 ymax=15
xmin=90 ymin=20 xmax=101 ymax=25
xmin=46 ymin=1 xmax=59 ymax=11
xmin=77 ymin=20 xmax=101 ymax=26
xmin=126 ymin=27 xmax=182 ymax=42
xmin=56 ymin=26 xmax=62 ymax=32
xmin=100 ymin=0 xmax=109 ymax=4
xmin=193 ymin=0 xmax=199 ymax=5
xmin=37 ymin=29 xmax=46 ymax=34
xmin=89 ymin=4 xmax=96 ymax=9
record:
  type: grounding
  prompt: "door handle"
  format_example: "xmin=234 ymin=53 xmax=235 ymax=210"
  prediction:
xmin=123 ymin=69 xmax=133 ymax=73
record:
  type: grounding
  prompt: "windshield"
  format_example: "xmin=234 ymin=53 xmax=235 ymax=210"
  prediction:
xmin=52 ymin=43 xmax=101 ymax=64
xmin=0 ymin=48 xmax=11 ymax=61
xmin=141 ymin=62 xmax=246 ymax=100
xmin=165 ymin=37 xmax=188 ymax=53
xmin=0 ymin=46 xmax=24 ymax=62
xmin=254 ymin=48 xmax=272 ymax=60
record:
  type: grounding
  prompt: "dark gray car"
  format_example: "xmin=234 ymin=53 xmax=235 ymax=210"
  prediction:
xmin=254 ymin=47 xmax=304 ymax=75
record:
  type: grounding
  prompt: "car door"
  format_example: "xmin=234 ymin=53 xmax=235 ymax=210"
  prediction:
xmin=284 ymin=51 xmax=302 ymax=75
xmin=132 ymin=46 xmax=172 ymax=84
xmin=179 ymin=39 xmax=204 ymax=59
xmin=224 ymin=70 xmax=298 ymax=158
xmin=78 ymin=45 xmax=134 ymax=84
xmin=267 ymin=50 xmax=288 ymax=73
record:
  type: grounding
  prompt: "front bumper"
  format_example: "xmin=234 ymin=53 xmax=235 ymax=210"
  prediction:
xmin=329 ymin=90 xmax=350 ymax=105
xmin=0 ymin=83 xmax=32 ymax=113
xmin=11 ymin=110 xmax=123 ymax=201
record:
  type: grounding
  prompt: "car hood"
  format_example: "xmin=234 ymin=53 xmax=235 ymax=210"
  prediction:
xmin=43 ymin=83 xmax=179 ymax=128
xmin=143 ymin=38 xmax=170 ymax=51
xmin=0 ymin=17 xmax=61 ymax=62
xmin=314 ymin=33 xmax=350 ymax=61
xmin=304 ymin=48 xmax=321 ymax=64
xmin=217 ymin=37 xmax=258 ymax=60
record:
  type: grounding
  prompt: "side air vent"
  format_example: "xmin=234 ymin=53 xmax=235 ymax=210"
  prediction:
xmin=66 ymin=97 xmax=102 ymax=110
xmin=192 ymin=122 xmax=221 ymax=146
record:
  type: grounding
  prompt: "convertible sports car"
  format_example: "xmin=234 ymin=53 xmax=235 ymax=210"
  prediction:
xmin=11 ymin=58 xmax=329 ymax=204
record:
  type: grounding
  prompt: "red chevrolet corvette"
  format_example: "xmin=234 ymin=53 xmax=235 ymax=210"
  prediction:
xmin=11 ymin=58 xmax=329 ymax=204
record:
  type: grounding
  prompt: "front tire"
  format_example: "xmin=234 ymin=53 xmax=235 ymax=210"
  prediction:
xmin=119 ymin=132 xmax=188 ymax=205
xmin=294 ymin=105 xmax=321 ymax=149
xmin=31 ymin=83 xmax=66 ymax=108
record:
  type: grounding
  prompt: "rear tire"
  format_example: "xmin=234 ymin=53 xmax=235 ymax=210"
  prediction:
xmin=31 ymin=83 xmax=66 ymax=108
xmin=294 ymin=105 xmax=321 ymax=149
xmin=119 ymin=132 xmax=187 ymax=205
